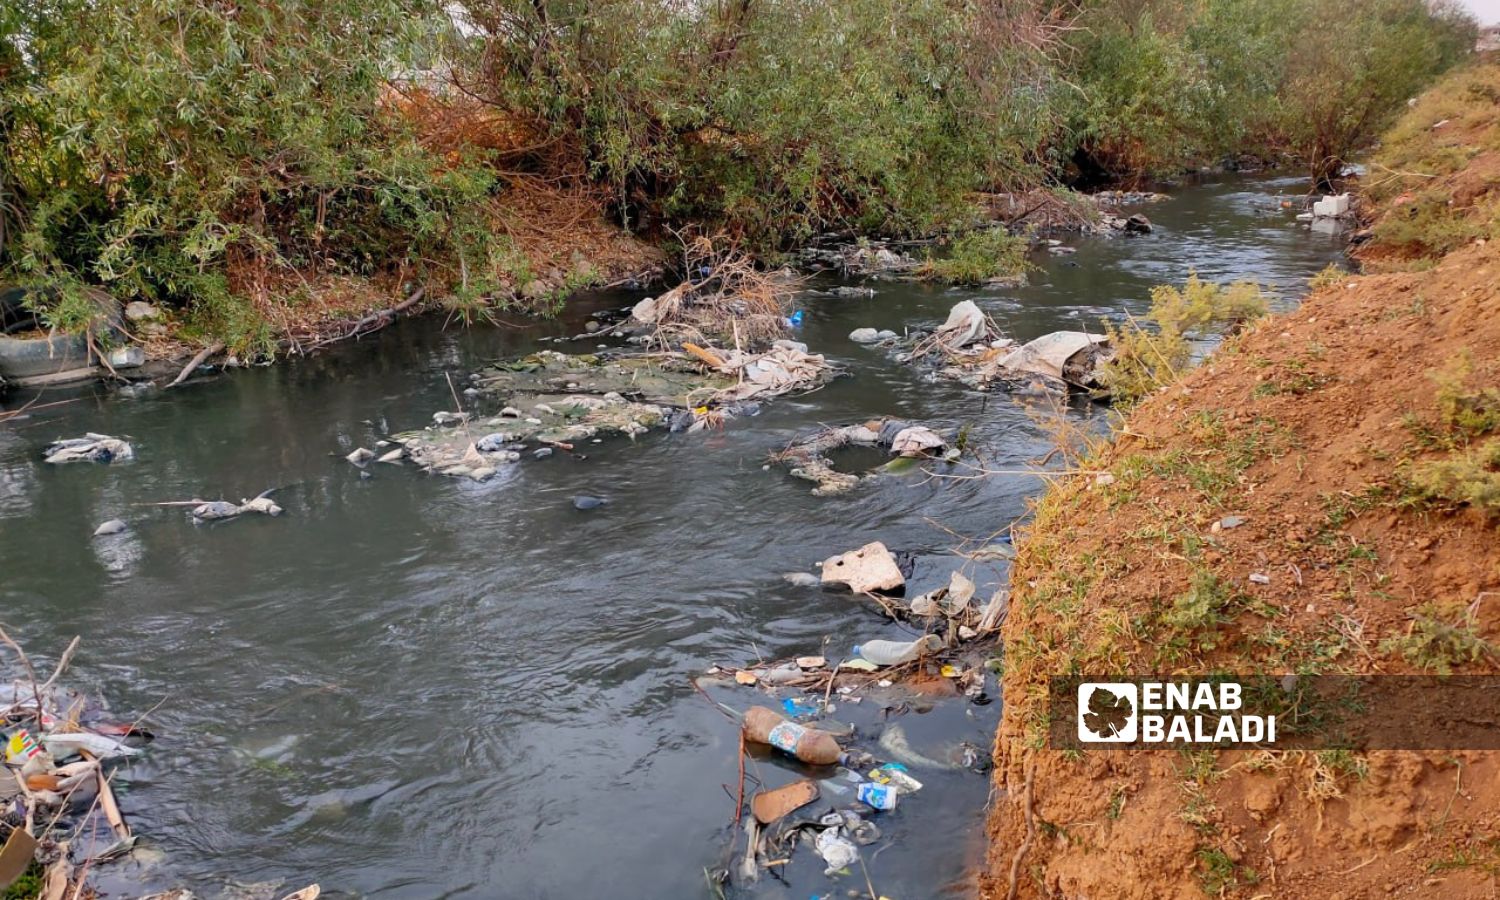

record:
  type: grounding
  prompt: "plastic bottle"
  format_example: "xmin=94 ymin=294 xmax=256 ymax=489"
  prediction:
xmin=743 ymin=706 xmax=843 ymax=765
xmin=851 ymin=633 xmax=943 ymax=667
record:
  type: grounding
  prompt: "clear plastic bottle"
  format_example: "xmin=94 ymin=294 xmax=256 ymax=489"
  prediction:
xmin=851 ymin=633 xmax=942 ymax=667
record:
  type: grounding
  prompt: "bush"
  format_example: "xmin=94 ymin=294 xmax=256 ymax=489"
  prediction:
xmin=1 ymin=0 xmax=520 ymax=351
xmin=1411 ymin=438 xmax=1500 ymax=517
xmin=457 ymin=0 xmax=1066 ymax=248
xmin=1101 ymin=275 xmax=1268 ymax=404
xmin=917 ymin=229 xmax=1031 ymax=285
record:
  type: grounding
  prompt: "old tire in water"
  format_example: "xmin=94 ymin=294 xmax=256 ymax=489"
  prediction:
xmin=0 ymin=331 xmax=92 ymax=380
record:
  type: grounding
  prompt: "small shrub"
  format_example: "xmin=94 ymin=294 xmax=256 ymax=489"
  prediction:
xmin=1433 ymin=354 xmax=1500 ymax=440
xmin=1101 ymin=274 xmax=1268 ymax=404
xmin=1307 ymin=263 xmax=1348 ymax=292
xmin=917 ymin=228 xmax=1031 ymax=285
xmin=1379 ymin=602 xmax=1497 ymax=673
xmin=1371 ymin=192 xmax=1491 ymax=258
xmin=1410 ymin=437 xmax=1500 ymax=517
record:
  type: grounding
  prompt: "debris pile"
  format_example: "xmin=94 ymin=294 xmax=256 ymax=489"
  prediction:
xmin=770 ymin=421 xmax=954 ymax=496
xmin=1 ymin=634 xmax=151 ymax=897
xmin=43 ymin=434 xmax=133 ymax=464
xmin=680 ymin=340 xmax=835 ymax=404
xmin=1096 ymin=212 xmax=1153 ymax=234
xmin=697 ymin=539 xmax=1010 ymax=892
xmin=1091 ymin=190 xmax=1168 ymax=206
xmin=894 ymin=301 xmax=1116 ymax=394
xmin=382 ymin=344 xmax=836 ymax=479
xmin=629 ymin=234 xmax=799 ymax=347
xmin=796 ymin=241 xmax=917 ymax=276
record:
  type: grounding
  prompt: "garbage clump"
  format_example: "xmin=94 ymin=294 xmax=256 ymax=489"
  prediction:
xmin=1 ymin=633 xmax=153 ymax=896
xmin=819 ymin=541 xmax=906 ymax=593
xmin=184 ymin=491 xmax=284 ymax=522
xmin=894 ymin=301 xmax=1116 ymax=394
xmin=44 ymin=433 xmax=134 ymax=464
xmin=386 ymin=339 xmax=834 ymax=480
xmin=795 ymin=240 xmax=918 ymax=276
xmin=770 ymin=419 xmax=955 ymax=496
xmin=629 ymin=234 xmax=799 ymax=347
xmin=989 ymin=330 xmax=1114 ymax=391
xmin=698 ymin=563 xmax=1001 ymax=892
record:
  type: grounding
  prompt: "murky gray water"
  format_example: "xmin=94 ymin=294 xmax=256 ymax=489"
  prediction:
xmin=0 ymin=176 xmax=1342 ymax=899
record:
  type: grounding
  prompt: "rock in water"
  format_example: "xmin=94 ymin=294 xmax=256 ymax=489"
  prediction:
xmin=93 ymin=519 xmax=127 ymax=537
xmin=573 ymin=495 xmax=608 ymax=510
xmin=848 ymin=328 xmax=881 ymax=344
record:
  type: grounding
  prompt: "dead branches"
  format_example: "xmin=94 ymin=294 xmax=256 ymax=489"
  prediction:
xmin=633 ymin=233 xmax=800 ymax=350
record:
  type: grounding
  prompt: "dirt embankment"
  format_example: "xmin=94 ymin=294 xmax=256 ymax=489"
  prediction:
xmin=982 ymin=60 xmax=1500 ymax=899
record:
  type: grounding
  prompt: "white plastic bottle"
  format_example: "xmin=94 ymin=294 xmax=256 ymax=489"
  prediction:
xmin=852 ymin=634 xmax=942 ymax=667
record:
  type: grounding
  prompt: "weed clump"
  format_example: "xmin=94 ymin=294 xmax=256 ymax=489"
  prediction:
xmin=1100 ymin=274 xmax=1268 ymax=404
xmin=917 ymin=229 xmax=1031 ymax=285
xmin=1410 ymin=437 xmax=1500 ymax=517
xmin=1379 ymin=602 xmax=1497 ymax=673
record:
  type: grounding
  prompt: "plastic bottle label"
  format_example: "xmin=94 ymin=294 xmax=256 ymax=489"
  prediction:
xmin=767 ymin=721 xmax=804 ymax=754
xmin=857 ymin=782 xmax=898 ymax=810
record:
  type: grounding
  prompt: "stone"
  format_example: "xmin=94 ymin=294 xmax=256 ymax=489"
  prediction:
xmin=875 ymin=330 xmax=899 ymax=341
xmin=1124 ymin=213 xmax=1152 ymax=234
xmin=106 ymin=346 xmax=145 ymax=369
xmin=377 ymin=448 xmax=405 ymax=464
xmin=346 ymin=448 xmax=374 ymax=465
xmin=585 ymin=321 xmax=601 ymax=333
xmin=573 ymin=495 xmax=608 ymax=510
xmin=469 ymin=467 xmax=495 ymax=481
xmin=782 ymin=571 xmax=821 ymax=588
xmin=476 ymin=433 xmax=510 ymax=452
xmin=124 ymin=301 xmax=161 ymax=322
xmin=848 ymin=328 xmax=881 ymax=344
xmin=93 ymin=518 xmax=127 ymax=537
xmin=533 ymin=447 xmax=554 ymax=459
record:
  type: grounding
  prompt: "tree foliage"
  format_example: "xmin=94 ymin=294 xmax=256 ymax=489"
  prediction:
xmin=1 ymin=0 xmax=513 ymax=348
xmin=0 ymin=0 xmax=1480 ymax=344
xmin=454 ymin=0 xmax=1071 ymax=246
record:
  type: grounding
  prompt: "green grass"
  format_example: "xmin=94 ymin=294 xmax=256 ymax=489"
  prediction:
xmin=1196 ymin=846 xmax=1258 ymax=896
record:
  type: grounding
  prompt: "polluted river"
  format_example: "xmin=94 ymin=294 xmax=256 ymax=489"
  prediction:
xmin=0 ymin=175 xmax=1345 ymax=899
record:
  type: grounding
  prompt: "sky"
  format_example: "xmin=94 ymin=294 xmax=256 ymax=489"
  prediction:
xmin=1461 ymin=0 xmax=1500 ymax=24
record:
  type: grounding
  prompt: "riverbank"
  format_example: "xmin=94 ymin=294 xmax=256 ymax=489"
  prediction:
xmin=981 ymin=59 xmax=1500 ymax=899
xmin=0 ymin=173 xmax=1343 ymax=898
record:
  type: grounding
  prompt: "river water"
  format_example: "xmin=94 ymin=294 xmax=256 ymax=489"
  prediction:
xmin=0 ymin=176 xmax=1343 ymax=899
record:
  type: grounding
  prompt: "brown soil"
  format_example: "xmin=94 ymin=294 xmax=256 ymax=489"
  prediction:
xmin=981 ymin=61 xmax=1500 ymax=900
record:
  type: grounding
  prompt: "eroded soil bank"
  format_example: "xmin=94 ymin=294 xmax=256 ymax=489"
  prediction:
xmin=982 ymin=60 xmax=1500 ymax=899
